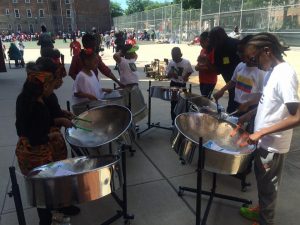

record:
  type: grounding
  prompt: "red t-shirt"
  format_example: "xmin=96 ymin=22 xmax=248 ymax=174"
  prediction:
xmin=68 ymin=54 xmax=111 ymax=80
xmin=70 ymin=41 xmax=81 ymax=56
xmin=126 ymin=39 xmax=136 ymax=46
xmin=198 ymin=48 xmax=218 ymax=84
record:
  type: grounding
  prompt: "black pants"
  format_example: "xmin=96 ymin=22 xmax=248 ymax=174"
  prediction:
xmin=37 ymin=208 xmax=52 ymax=225
xmin=170 ymin=81 xmax=186 ymax=123
xmin=200 ymin=83 xmax=216 ymax=98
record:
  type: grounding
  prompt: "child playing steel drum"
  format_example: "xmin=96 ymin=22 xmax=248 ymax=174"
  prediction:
xmin=166 ymin=47 xmax=193 ymax=126
xmin=239 ymin=33 xmax=300 ymax=225
xmin=113 ymin=44 xmax=147 ymax=121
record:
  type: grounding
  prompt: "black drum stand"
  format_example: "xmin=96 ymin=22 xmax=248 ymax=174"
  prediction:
xmin=7 ymin=144 xmax=134 ymax=225
xmin=138 ymin=80 xmax=192 ymax=136
xmin=177 ymin=137 xmax=252 ymax=225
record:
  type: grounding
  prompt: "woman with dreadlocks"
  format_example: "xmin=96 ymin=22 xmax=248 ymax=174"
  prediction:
xmin=238 ymin=33 xmax=300 ymax=225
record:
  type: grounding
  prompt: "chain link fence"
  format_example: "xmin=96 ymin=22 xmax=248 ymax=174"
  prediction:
xmin=113 ymin=0 xmax=300 ymax=46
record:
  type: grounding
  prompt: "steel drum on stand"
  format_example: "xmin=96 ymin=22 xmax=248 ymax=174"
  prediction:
xmin=25 ymin=155 xmax=122 ymax=209
xmin=175 ymin=112 xmax=255 ymax=175
xmin=65 ymin=105 xmax=132 ymax=156
xmin=150 ymin=86 xmax=186 ymax=101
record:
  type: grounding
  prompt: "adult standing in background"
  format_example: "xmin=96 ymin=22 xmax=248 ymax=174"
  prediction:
xmin=0 ymin=38 xmax=6 ymax=72
xmin=68 ymin=33 xmax=123 ymax=88
xmin=70 ymin=37 xmax=81 ymax=57
xmin=37 ymin=25 xmax=55 ymax=54
xmin=92 ymin=27 xmax=101 ymax=54
xmin=209 ymin=26 xmax=240 ymax=113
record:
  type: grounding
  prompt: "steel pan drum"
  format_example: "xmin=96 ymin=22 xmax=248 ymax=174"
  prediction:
xmin=25 ymin=155 xmax=122 ymax=208
xmin=123 ymin=85 xmax=147 ymax=123
xmin=150 ymin=86 xmax=186 ymax=101
xmin=174 ymin=92 xmax=201 ymax=116
xmin=175 ymin=112 xmax=255 ymax=175
xmin=65 ymin=105 xmax=132 ymax=149
xmin=71 ymin=90 xmax=125 ymax=116
xmin=188 ymin=96 xmax=219 ymax=114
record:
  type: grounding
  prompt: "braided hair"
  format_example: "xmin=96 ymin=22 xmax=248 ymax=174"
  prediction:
xmin=247 ymin=32 xmax=289 ymax=61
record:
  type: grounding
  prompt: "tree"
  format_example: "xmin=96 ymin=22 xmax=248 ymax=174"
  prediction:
xmin=173 ymin=0 xmax=202 ymax=10
xmin=110 ymin=1 xmax=124 ymax=17
xmin=125 ymin=0 xmax=145 ymax=15
xmin=125 ymin=0 xmax=170 ymax=15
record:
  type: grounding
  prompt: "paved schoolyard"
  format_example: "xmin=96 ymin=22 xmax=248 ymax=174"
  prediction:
xmin=0 ymin=43 xmax=300 ymax=225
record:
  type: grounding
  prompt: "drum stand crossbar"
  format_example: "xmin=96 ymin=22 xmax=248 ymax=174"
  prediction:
xmin=138 ymin=81 xmax=192 ymax=136
xmin=177 ymin=137 xmax=252 ymax=225
xmin=8 ymin=144 xmax=134 ymax=225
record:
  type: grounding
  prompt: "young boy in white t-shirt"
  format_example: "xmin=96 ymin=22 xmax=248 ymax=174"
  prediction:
xmin=166 ymin=47 xmax=194 ymax=125
xmin=239 ymin=33 xmax=300 ymax=225
xmin=214 ymin=35 xmax=265 ymax=118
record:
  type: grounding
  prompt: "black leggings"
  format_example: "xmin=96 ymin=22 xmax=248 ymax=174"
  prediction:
xmin=200 ymin=83 xmax=216 ymax=98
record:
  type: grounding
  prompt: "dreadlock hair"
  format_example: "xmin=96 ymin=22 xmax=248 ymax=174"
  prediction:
xmin=247 ymin=32 xmax=289 ymax=61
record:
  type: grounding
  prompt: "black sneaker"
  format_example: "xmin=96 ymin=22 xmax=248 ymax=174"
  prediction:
xmin=58 ymin=205 xmax=80 ymax=216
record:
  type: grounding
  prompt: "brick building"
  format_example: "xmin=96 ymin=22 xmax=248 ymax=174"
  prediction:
xmin=0 ymin=0 xmax=111 ymax=34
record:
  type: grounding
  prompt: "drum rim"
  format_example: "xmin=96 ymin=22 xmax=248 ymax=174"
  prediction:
xmin=175 ymin=112 xmax=254 ymax=154
xmin=65 ymin=104 xmax=133 ymax=148
xmin=26 ymin=155 xmax=121 ymax=180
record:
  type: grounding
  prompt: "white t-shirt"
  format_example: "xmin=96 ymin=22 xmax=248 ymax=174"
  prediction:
xmin=72 ymin=70 xmax=103 ymax=104
xmin=118 ymin=57 xmax=139 ymax=85
xmin=255 ymin=62 xmax=299 ymax=153
xmin=166 ymin=59 xmax=194 ymax=84
xmin=231 ymin=62 xmax=265 ymax=104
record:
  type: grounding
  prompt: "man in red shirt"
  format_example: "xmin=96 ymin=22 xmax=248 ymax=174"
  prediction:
xmin=70 ymin=37 xmax=81 ymax=57
xmin=68 ymin=33 xmax=123 ymax=88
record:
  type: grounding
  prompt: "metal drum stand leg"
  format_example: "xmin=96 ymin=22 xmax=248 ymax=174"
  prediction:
xmin=177 ymin=138 xmax=252 ymax=225
xmin=127 ymin=91 xmax=136 ymax=156
xmin=8 ymin=167 xmax=26 ymax=225
xmin=138 ymin=80 xmax=173 ymax=136
xmin=107 ymin=144 xmax=134 ymax=225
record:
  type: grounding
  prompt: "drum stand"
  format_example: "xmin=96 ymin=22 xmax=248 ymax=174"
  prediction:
xmin=138 ymin=81 xmax=192 ymax=136
xmin=177 ymin=137 xmax=252 ymax=225
xmin=101 ymin=144 xmax=134 ymax=225
xmin=7 ymin=144 xmax=134 ymax=225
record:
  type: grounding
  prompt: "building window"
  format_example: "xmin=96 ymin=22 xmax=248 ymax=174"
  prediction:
xmin=66 ymin=9 xmax=71 ymax=18
xmin=12 ymin=0 xmax=18 ymax=3
xmin=17 ymin=24 xmax=22 ymax=32
xmin=5 ymin=9 xmax=10 ymax=15
xmin=37 ymin=0 xmax=43 ymax=3
xmin=39 ymin=9 xmax=44 ymax=17
xmin=14 ymin=9 xmax=20 ymax=18
xmin=65 ymin=0 xmax=70 ymax=4
xmin=27 ymin=9 xmax=32 ymax=18
xmin=29 ymin=24 xmax=34 ymax=33
xmin=25 ymin=0 xmax=30 ymax=3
